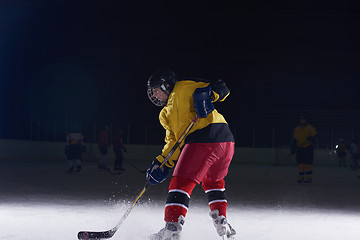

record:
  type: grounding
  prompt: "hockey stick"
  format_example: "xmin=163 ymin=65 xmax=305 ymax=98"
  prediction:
xmin=123 ymin=158 xmax=147 ymax=173
xmin=77 ymin=115 xmax=199 ymax=240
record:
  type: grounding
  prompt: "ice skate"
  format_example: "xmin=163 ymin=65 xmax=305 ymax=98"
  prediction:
xmin=209 ymin=210 xmax=236 ymax=240
xmin=149 ymin=215 xmax=184 ymax=240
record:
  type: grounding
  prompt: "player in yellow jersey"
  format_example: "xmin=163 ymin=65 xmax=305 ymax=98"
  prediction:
xmin=291 ymin=115 xmax=318 ymax=183
xmin=146 ymin=69 xmax=236 ymax=240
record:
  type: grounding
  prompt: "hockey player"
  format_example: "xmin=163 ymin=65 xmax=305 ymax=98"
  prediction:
xmin=112 ymin=128 xmax=127 ymax=171
xmin=349 ymin=138 xmax=359 ymax=170
xmin=146 ymin=69 xmax=236 ymax=240
xmin=98 ymin=125 xmax=110 ymax=170
xmin=65 ymin=124 xmax=86 ymax=174
xmin=335 ymin=138 xmax=347 ymax=167
xmin=291 ymin=115 xmax=318 ymax=183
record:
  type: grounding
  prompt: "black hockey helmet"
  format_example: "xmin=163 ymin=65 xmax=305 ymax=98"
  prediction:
xmin=147 ymin=69 xmax=177 ymax=106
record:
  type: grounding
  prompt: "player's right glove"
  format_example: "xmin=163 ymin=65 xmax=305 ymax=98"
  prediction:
xmin=146 ymin=160 xmax=170 ymax=185
xmin=193 ymin=86 xmax=214 ymax=118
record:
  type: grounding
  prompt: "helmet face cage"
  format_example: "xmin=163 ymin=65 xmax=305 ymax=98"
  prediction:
xmin=147 ymin=86 xmax=168 ymax=106
xmin=147 ymin=69 xmax=176 ymax=106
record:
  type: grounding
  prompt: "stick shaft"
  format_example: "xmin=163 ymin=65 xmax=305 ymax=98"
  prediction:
xmin=113 ymin=182 xmax=150 ymax=230
xmin=78 ymin=115 xmax=199 ymax=239
xmin=115 ymin=115 xmax=198 ymax=230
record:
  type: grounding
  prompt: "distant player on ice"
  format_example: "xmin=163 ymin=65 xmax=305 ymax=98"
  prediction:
xmin=146 ymin=69 xmax=236 ymax=240
xmin=65 ymin=124 xmax=86 ymax=174
xmin=335 ymin=138 xmax=347 ymax=167
xmin=98 ymin=125 xmax=110 ymax=170
xmin=291 ymin=114 xmax=318 ymax=183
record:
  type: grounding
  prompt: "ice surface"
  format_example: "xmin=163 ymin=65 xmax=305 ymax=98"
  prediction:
xmin=1 ymin=202 xmax=360 ymax=240
xmin=0 ymin=159 xmax=360 ymax=239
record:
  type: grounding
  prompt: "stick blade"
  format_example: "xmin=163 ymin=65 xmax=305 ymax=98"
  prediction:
xmin=77 ymin=229 xmax=115 ymax=240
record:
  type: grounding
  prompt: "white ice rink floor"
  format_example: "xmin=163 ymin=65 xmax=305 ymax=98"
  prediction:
xmin=1 ymin=159 xmax=360 ymax=240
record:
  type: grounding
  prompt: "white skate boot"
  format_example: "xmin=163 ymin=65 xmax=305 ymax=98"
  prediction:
xmin=209 ymin=210 xmax=236 ymax=240
xmin=149 ymin=215 xmax=185 ymax=240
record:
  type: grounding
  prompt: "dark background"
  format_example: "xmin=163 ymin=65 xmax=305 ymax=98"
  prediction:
xmin=1 ymin=0 xmax=360 ymax=145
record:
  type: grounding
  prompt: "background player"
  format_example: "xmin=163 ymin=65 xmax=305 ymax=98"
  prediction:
xmin=65 ymin=124 xmax=86 ymax=174
xmin=335 ymin=138 xmax=347 ymax=167
xmin=146 ymin=69 xmax=236 ymax=240
xmin=349 ymin=138 xmax=359 ymax=170
xmin=112 ymin=127 xmax=127 ymax=171
xmin=291 ymin=114 xmax=318 ymax=183
xmin=98 ymin=125 xmax=110 ymax=170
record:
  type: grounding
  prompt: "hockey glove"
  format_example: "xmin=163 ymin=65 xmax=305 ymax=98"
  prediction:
xmin=209 ymin=79 xmax=230 ymax=102
xmin=146 ymin=160 xmax=170 ymax=185
xmin=193 ymin=86 xmax=214 ymax=118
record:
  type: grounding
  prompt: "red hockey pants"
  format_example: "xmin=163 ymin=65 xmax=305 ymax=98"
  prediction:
xmin=164 ymin=142 xmax=234 ymax=222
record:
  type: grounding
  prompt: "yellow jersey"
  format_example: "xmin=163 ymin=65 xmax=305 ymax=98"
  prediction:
xmin=293 ymin=124 xmax=317 ymax=148
xmin=156 ymin=79 xmax=234 ymax=167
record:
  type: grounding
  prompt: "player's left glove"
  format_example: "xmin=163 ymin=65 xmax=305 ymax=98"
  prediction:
xmin=146 ymin=160 xmax=170 ymax=185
